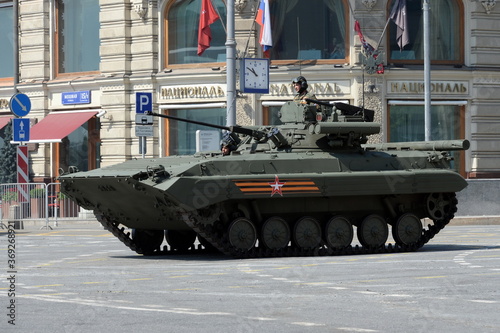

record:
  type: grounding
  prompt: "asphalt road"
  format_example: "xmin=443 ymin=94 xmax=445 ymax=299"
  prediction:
xmin=1 ymin=223 xmax=500 ymax=333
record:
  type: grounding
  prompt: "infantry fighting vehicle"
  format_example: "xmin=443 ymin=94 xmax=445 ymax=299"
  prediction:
xmin=59 ymin=101 xmax=469 ymax=258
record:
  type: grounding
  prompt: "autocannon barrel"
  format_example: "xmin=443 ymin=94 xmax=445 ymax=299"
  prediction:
xmin=364 ymin=139 xmax=470 ymax=152
xmin=149 ymin=112 xmax=266 ymax=140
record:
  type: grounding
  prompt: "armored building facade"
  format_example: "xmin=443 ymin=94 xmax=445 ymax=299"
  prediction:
xmin=1 ymin=0 xmax=500 ymax=183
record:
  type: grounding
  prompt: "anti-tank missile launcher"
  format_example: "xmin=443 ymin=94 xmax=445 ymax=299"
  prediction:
xmin=59 ymin=100 xmax=469 ymax=257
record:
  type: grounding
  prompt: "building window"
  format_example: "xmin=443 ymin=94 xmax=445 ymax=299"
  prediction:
xmin=165 ymin=0 xmax=227 ymax=66
xmin=58 ymin=117 xmax=100 ymax=174
xmin=165 ymin=107 xmax=225 ymax=155
xmin=269 ymin=0 xmax=347 ymax=62
xmin=388 ymin=0 xmax=463 ymax=64
xmin=264 ymin=105 xmax=284 ymax=125
xmin=0 ymin=2 xmax=13 ymax=79
xmin=56 ymin=0 xmax=100 ymax=75
xmin=388 ymin=103 xmax=465 ymax=174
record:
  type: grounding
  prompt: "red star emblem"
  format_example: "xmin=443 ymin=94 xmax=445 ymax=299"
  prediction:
xmin=268 ymin=175 xmax=286 ymax=197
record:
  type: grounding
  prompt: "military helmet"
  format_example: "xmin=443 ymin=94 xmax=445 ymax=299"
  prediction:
xmin=220 ymin=131 xmax=237 ymax=149
xmin=292 ymin=76 xmax=308 ymax=90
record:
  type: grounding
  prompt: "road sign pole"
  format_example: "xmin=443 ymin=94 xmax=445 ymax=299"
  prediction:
xmin=139 ymin=136 xmax=147 ymax=158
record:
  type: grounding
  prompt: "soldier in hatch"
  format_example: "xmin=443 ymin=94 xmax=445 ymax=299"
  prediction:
xmin=292 ymin=76 xmax=317 ymax=103
xmin=220 ymin=132 xmax=237 ymax=156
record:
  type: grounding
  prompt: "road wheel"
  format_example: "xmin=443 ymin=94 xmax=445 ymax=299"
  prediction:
xmin=357 ymin=214 xmax=388 ymax=249
xmin=324 ymin=216 xmax=353 ymax=249
xmin=392 ymin=213 xmax=422 ymax=247
xmin=132 ymin=229 xmax=164 ymax=255
xmin=228 ymin=217 xmax=257 ymax=251
xmin=293 ymin=216 xmax=322 ymax=249
xmin=261 ymin=216 xmax=291 ymax=250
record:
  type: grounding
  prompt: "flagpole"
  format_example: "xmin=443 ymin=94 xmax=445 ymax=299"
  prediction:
xmin=211 ymin=0 xmax=226 ymax=33
xmin=376 ymin=18 xmax=391 ymax=50
xmin=226 ymin=0 xmax=236 ymax=126
xmin=423 ymin=0 xmax=431 ymax=141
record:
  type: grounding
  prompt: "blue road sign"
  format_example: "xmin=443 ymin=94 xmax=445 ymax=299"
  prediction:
xmin=136 ymin=92 xmax=152 ymax=114
xmin=10 ymin=93 xmax=32 ymax=117
xmin=13 ymin=118 xmax=30 ymax=142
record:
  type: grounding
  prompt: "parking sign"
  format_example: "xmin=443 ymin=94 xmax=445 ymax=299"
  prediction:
xmin=136 ymin=92 xmax=152 ymax=114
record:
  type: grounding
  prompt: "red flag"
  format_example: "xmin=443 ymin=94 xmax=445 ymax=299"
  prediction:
xmin=354 ymin=21 xmax=375 ymax=54
xmin=197 ymin=0 xmax=220 ymax=56
xmin=354 ymin=20 xmax=384 ymax=74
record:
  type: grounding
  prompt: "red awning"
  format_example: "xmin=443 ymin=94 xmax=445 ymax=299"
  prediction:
xmin=30 ymin=111 xmax=97 ymax=143
xmin=0 ymin=117 xmax=13 ymax=130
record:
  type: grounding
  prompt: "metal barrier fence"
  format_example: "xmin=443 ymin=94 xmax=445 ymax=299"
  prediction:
xmin=0 ymin=183 xmax=96 ymax=229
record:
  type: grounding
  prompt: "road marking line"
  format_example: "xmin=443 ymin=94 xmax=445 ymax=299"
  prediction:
xmin=247 ymin=316 xmax=275 ymax=321
xmin=295 ymin=282 xmax=331 ymax=286
xmin=291 ymin=322 xmax=325 ymax=327
xmin=19 ymin=294 xmax=235 ymax=316
xmin=469 ymin=300 xmax=497 ymax=304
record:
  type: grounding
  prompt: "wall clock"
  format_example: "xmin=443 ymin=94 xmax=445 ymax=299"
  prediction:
xmin=240 ymin=58 xmax=270 ymax=94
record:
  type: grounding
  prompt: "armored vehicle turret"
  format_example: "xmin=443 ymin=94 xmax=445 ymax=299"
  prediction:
xmin=59 ymin=101 xmax=469 ymax=257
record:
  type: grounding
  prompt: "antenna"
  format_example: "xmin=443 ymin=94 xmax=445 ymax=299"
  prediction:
xmin=361 ymin=54 xmax=365 ymax=110
xmin=297 ymin=17 xmax=301 ymax=76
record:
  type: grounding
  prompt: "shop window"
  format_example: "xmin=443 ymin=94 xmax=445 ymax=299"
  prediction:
xmin=166 ymin=108 xmax=225 ymax=155
xmin=165 ymin=0 xmax=226 ymax=66
xmin=388 ymin=0 xmax=463 ymax=64
xmin=389 ymin=104 xmax=465 ymax=174
xmin=269 ymin=0 xmax=347 ymax=62
xmin=56 ymin=0 xmax=100 ymax=75
xmin=0 ymin=1 xmax=13 ymax=79
xmin=58 ymin=117 xmax=100 ymax=174
xmin=263 ymin=104 xmax=285 ymax=126
xmin=265 ymin=106 xmax=284 ymax=126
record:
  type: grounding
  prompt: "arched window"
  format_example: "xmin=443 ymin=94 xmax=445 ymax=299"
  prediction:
xmin=165 ymin=0 xmax=227 ymax=66
xmin=388 ymin=0 xmax=463 ymax=64
xmin=269 ymin=0 xmax=348 ymax=62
